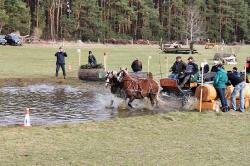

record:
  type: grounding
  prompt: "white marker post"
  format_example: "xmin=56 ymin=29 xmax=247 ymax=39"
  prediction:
xmin=77 ymin=48 xmax=81 ymax=68
xmin=165 ymin=56 xmax=169 ymax=76
xmin=199 ymin=62 xmax=205 ymax=112
xmin=148 ymin=56 xmax=152 ymax=74
xmin=104 ymin=52 xmax=107 ymax=71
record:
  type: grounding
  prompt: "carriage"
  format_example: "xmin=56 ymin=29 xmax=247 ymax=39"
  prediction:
xmin=160 ymin=77 xmax=198 ymax=95
xmin=159 ymin=74 xmax=200 ymax=105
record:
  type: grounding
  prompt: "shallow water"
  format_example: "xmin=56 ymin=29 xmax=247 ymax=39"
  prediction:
xmin=0 ymin=84 xmax=117 ymax=126
xmin=0 ymin=84 xmax=184 ymax=126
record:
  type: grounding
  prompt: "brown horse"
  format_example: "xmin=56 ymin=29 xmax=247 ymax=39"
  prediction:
xmin=117 ymin=69 xmax=159 ymax=108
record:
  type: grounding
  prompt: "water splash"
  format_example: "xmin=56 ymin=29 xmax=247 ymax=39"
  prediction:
xmin=0 ymin=84 xmax=185 ymax=126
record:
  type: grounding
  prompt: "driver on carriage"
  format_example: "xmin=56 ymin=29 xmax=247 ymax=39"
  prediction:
xmin=169 ymin=56 xmax=186 ymax=79
xmin=178 ymin=56 xmax=199 ymax=88
xmin=131 ymin=58 xmax=142 ymax=72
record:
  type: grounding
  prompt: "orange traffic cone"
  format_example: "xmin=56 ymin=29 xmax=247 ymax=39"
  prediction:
xmin=68 ymin=63 xmax=72 ymax=71
xmin=21 ymin=108 xmax=31 ymax=127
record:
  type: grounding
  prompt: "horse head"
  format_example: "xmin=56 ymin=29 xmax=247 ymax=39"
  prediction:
xmin=105 ymin=71 xmax=119 ymax=87
xmin=105 ymin=71 xmax=113 ymax=87
xmin=117 ymin=68 xmax=128 ymax=82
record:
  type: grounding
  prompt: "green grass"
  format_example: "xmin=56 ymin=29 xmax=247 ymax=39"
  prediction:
xmin=0 ymin=112 xmax=249 ymax=165
xmin=0 ymin=44 xmax=250 ymax=165
xmin=0 ymin=44 xmax=249 ymax=79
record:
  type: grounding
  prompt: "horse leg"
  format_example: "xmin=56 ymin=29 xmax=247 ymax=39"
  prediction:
xmin=149 ymin=95 xmax=155 ymax=106
xmin=128 ymin=97 xmax=135 ymax=108
xmin=155 ymin=95 xmax=159 ymax=108
xmin=109 ymin=96 xmax=114 ymax=107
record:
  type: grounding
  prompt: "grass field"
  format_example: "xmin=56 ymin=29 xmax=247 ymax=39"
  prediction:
xmin=0 ymin=43 xmax=249 ymax=79
xmin=0 ymin=112 xmax=249 ymax=165
xmin=0 ymin=43 xmax=250 ymax=165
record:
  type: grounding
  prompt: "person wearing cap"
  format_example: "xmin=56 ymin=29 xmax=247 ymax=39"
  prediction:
xmin=169 ymin=56 xmax=186 ymax=79
xmin=213 ymin=64 xmax=229 ymax=112
xmin=227 ymin=71 xmax=246 ymax=112
xmin=131 ymin=58 xmax=142 ymax=72
xmin=55 ymin=47 xmax=67 ymax=79
xmin=88 ymin=51 xmax=97 ymax=65
xmin=179 ymin=56 xmax=198 ymax=87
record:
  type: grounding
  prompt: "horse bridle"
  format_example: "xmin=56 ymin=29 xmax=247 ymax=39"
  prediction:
xmin=105 ymin=72 xmax=119 ymax=87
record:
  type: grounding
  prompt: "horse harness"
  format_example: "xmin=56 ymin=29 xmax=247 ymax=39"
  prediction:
xmin=122 ymin=77 xmax=155 ymax=97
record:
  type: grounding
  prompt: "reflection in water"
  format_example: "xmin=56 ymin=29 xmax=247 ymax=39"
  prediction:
xmin=0 ymin=84 xmax=182 ymax=126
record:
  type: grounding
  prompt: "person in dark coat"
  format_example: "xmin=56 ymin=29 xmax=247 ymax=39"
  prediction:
xmin=200 ymin=60 xmax=209 ymax=74
xmin=88 ymin=51 xmax=97 ymax=65
xmin=227 ymin=71 xmax=246 ymax=112
xmin=169 ymin=56 xmax=186 ymax=79
xmin=246 ymin=58 xmax=250 ymax=73
xmin=211 ymin=63 xmax=219 ymax=72
xmin=246 ymin=58 xmax=250 ymax=83
xmin=179 ymin=56 xmax=198 ymax=87
xmin=232 ymin=67 xmax=240 ymax=77
xmin=55 ymin=47 xmax=67 ymax=79
xmin=131 ymin=58 xmax=142 ymax=72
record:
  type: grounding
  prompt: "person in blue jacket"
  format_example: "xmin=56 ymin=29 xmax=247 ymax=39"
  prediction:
xmin=55 ymin=47 xmax=67 ymax=79
xmin=213 ymin=64 xmax=229 ymax=112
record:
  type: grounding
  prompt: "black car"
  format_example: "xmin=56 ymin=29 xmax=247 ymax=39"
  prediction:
xmin=0 ymin=35 xmax=7 ymax=45
xmin=5 ymin=34 xmax=22 ymax=46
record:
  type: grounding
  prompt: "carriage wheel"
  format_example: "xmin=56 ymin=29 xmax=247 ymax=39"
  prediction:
xmin=160 ymin=89 xmax=172 ymax=97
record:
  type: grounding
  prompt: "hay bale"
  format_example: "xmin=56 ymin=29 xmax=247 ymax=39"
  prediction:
xmin=195 ymin=100 xmax=217 ymax=111
xmin=225 ymin=84 xmax=250 ymax=99
xmin=227 ymin=98 xmax=249 ymax=109
xmin=195 ymin=84 xmax=217 ymax=102
xmin=78 ymin=68 xmax=105 ymax=81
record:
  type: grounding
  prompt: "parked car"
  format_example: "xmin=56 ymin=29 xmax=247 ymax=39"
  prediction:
xmin=5 ymin=34 xmax=22 ymax=46
xmin=0 ymin=35 xmax=7 ymax=45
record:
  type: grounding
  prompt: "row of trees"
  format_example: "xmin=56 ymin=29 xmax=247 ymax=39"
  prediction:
xmin=0 ymin=0 xmax=250 ymax=43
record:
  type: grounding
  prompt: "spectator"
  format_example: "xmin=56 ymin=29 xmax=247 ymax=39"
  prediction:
xmin=55 ymin=47 xmax=67 ymax=79
xmin=227 ymin=71 xmax=246 ymax=112
xmin=179 ymin=56 xmax=198 ymax=87
xmin=200 ymin=60 xmax=209 ymax=74
xmin=169 ymin=56 xmax=186 ymax=79
xmin=232 ymin=67 xmax=240 ymax=77
xmin=88 ymin=51 xmax=97 ymax=65
xmin=213 ymin=64 xmax=229 ymax=112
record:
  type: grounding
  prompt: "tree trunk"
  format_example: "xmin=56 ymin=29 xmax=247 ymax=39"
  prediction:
xmin=56 ymin=0 xmax=61 ymax=39
xmin=36 ymin=0 xmax=39 ymax=29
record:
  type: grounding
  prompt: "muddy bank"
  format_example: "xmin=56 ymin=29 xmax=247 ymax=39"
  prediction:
xmin=0 ymin=77 xmax=104 ymax=89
